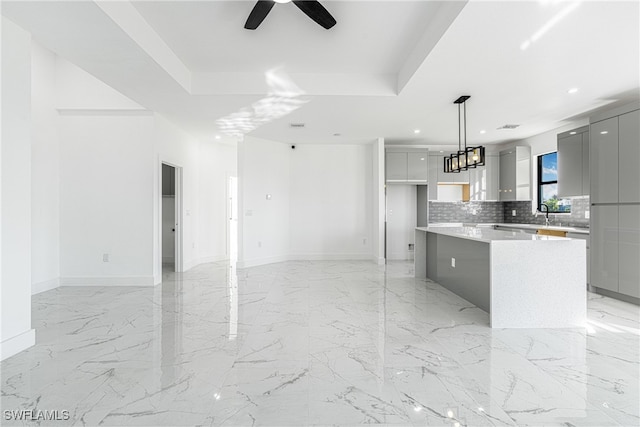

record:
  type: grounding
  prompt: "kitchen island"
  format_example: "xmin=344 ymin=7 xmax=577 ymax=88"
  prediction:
xmin=415 ymin=226 xmax=586 ymax=328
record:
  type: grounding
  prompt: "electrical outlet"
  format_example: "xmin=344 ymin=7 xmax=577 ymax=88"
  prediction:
xmin=585 ymin=210 xmax=590 ymax=219
xmin=451 ymin=257 xmax=456 ymax=268
xmin=472 ymin=209 xmax=477 ymax=215
xmin=103 ymin=253 xmax=109 ymax=262
xmin=512 ymin=209 xmax=517 ymax=217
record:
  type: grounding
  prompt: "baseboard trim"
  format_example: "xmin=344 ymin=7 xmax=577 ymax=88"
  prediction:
xmin=594 ymin=287 xmax=640 ymax=305
xmin=198 ymin=255 xmax=229 ymax=264
xmin=60 ymin=276 xmax=155 ymax=286
xmin=288 ymin=253 xmax=374 ymax=261
xmin=1 ymin=329 xmax=35 ymax=361
xmin=32 ymin=277 xmax=60 ymax=295
xmin=237 ymin=255 xmax=289 ymax=269
xmin=372 ymin=256 xmax=386 ymax=266
xmin=237 ymin=253 xmax=380 ymax=269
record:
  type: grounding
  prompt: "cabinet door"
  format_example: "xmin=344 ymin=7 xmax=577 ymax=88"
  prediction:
xmin=618 ymin=110 xmax=640 ymax=203
xmin=557 ymin=134 xmax=583 ymax=197
xmin=427 ymin=155 xmax=439 ymax=200
xmin=486 ymin=155 xmax=500 ymax=201
xmin=468 ymin=168 xmax=481 ymax=200
xmin=407 ymin=152 xmax=428 ymax=182
xmin=582 ymin=133 xmax=589 ymax=196
xmin=499 ymin=151 xmax=515 ymax=201
xmin=619 ymin=205 xmax=640 ymax=298
xmin=590 ymin=205 xmax=619 ymax=292
xmin=590 ymin=117 xmax=619 ymax=204
xmin=386 ymin=152 xmax=407 ymax=182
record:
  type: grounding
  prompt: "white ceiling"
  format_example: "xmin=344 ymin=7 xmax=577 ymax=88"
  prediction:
xmin=2 ymin=0 xmax=639 ymax=146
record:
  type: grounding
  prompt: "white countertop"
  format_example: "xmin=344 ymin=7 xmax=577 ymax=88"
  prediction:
xmin=416 ymin=226 xmax=574 ymax=243
xmin=428 ymin=222 xmax=589 ymax=235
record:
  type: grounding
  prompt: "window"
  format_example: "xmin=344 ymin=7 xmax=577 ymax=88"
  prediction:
xmin=537 ymin=152 xmax=571 ymax=213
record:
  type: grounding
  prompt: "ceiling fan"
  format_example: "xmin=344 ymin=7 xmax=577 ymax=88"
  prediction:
xmin=244 ymin=0 xmax=337 ymax=30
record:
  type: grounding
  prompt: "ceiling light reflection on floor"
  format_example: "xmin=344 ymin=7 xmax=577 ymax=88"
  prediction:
xmin=216 ymin=68 xmax=310 ymax=138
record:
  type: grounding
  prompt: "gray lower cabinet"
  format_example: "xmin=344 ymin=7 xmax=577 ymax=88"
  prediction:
xmin=590 ymin=205 xmax=619 ymax=292
xmin=619 ymin=205 xmax=640 ymax=298
xmin=567 ymin=232 xmax=590 ymax=285
xmin=619 ymin=110 xmax=640 ymax=203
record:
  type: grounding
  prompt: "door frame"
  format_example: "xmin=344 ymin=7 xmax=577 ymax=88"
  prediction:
xmin=160 ymin=161 xmax=184 ymax=273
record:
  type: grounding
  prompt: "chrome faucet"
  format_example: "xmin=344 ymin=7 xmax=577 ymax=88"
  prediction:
xmin=538 ymin=203 xmax=551 ymax=227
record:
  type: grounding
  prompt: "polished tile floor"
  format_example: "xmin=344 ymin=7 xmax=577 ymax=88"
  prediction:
xmin=1 ymin=261 xmax=639 ymax=426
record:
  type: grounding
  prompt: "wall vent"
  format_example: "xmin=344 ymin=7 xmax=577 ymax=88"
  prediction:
xmin=289 ymin=123 xmax=306 ymax=128
xmin=497 ymin=124 xmax=520 ymax=130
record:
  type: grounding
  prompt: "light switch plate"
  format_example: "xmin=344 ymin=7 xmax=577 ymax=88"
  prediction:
xmin=451 ymin=257 xmax=456 ymax=268
xmin=512 ymin=209 xmax=517 ymax=217
xmin=585 ymin=210 xmax=590 ymax=219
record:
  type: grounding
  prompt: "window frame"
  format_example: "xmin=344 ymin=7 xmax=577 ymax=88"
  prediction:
xmin=537 ymin=151 xmax=571 ymax=213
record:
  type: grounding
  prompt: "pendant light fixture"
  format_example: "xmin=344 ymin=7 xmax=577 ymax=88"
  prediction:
xmin=444 ymin=95 xmax=485 ymax=173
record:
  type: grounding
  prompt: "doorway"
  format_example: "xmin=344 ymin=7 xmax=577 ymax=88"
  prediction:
xmin=161 ymin=163 xmax=182 ymax=272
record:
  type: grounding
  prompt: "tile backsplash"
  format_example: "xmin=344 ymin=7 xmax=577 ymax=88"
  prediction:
xmin=429 ymin=197 xmax=590 ymax=228
xmin=502 ymin=197 xmax=590 ymax=228
xmin=428 ymin=201 xmax=504 ymax=224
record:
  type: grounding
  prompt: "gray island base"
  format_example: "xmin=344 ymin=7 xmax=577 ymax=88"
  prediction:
xmin=415 ymin=226 xmax=586 ymax=328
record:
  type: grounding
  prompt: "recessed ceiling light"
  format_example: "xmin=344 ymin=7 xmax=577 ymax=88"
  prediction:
xmin=480 ymin=130 xmax=486 ymax=134
xmin=568 ymin=88 xmax=579 ymax=94
xmin=570 ymin=131 xmax=577 ymax=135
xmin=601 ymin=131 xmax=608 ymax=134
xmin=414 ymin=129 xmax=421 ymax=134
xmin=439 ymin=151 xmax=444 ymax=153
xmin=274 ymin=0 xmax=291 ymax=3
xmin=215 ymin=135 xmax=221 ymax=140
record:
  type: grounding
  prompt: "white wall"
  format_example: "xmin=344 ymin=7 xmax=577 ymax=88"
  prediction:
xmin=239 ymin=139 xmax=378 ymax=267
xmin=1 ymin=17 xmax=35 ymax=360
xmin=59 ymin=113 xmax=155 ymax=285
xmin=289 ymin=144 xmax=372 ymax=260
xmin=198 ymin=141 xmax=237 ymax=264
xmin=31 ymin=42 xmax=60 ymax=294
xmin=386 ymin=185 xmax=417 ymax=260
xmin=238 ymin=136 xmax=290 ymax=268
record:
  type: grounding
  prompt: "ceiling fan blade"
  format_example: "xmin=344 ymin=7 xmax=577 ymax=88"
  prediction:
xmin=244 ymin=0 xmax=276 ymax=30
xmin=292 ymin=0 xmax=336 ymax=29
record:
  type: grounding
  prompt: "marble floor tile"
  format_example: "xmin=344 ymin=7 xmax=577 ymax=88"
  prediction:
xmin=2 ymin=260 xmax=638 ymax=426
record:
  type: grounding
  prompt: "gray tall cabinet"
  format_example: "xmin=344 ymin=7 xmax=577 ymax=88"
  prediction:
xmin=589 ymin=103 xmax=640 ymax=300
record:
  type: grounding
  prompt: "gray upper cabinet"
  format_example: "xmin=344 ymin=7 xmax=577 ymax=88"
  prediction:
xmin=469 ymin=154 xmax=499 ymax=201
xmin=590 ymin=117 xmax=619 ymax=204
xmin=385 ymin=152 xmax=408 ymax=182
xmin=499 ymin=147 xmax=530 ymax=201
xmin=407 ymin=152 xmax=428 ymax=182
xmin=427 ymin=155 xmax=439 ymax=200
xmin=385 ymin=149 xmax=428 ymax=183
xmin=558 ymin=128 xmax=589 ymax=197
xmin=582 ymin=133 xmax=590 ymax=198
xmin=618 ymin=110 xmax=640 ymax=203
xmin=499 ymin=150 xmax=516 ymax=200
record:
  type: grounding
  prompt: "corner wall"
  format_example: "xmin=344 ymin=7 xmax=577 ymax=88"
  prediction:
xmin=1 ymin=16 xmax=35 ymax=360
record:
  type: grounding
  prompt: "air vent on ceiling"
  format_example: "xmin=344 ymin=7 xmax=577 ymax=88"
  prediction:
xmin=497 ymin=124 xmax=520 ymax=130
xmin=289 ymin=123 xmax=306 ymax=128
